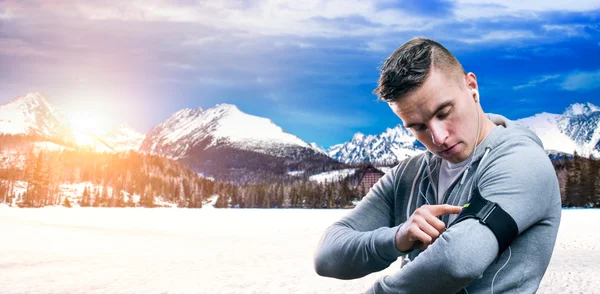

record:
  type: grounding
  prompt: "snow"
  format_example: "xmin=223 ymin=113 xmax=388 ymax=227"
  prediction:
xmin=153 ymin=196 xmax=179 ymax=208
xmin=144 ymin=104 xmax=314 ymax=159
xmin=0 ymin=151 xmax=26 ymax=169
xmin=562 ymin=102 xmax=600 ymax=116
xmin=197 ymin=172 xmax=215 ymax=181
xmin=209 ymin=104 xmax=310 ymax=148
xmin=328 ymin=124 xmax=424 ymax=164
xmin=518 ymin=113 xmax=578 ymax=154
xmin=98 ymin=124 xmax=145 ymax=152
xmin=204 ymin=194 xmax=219 ymax=208
xmin=0 ymin=208 xmax=596 ymax=293
xmin=309 ymin=168 xmax=357 ymax=183
xmin=0 ymin=92 xmax=69 ymax=139
xmin=287 ymin=170 xmax=305 ymax=176
xmin=309 ymin=142 xmax=327 ymax=155
xmin=158 ymin=104 xmax=310 ymax=149
xmin=2 ymin=181 xmax=150 ymax=207
xmin=0 ymin=93 xmax=47 ymax=135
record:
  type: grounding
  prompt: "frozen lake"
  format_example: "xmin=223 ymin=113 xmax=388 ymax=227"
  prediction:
xmin=1 ymin=207 xmax=598 ymax=293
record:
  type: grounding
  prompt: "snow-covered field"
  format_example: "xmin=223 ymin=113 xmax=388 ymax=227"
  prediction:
xmin=0 ymin=207 xmax=597 ymax=293
xmin=308 ymin=168 xmax=357 ymax=183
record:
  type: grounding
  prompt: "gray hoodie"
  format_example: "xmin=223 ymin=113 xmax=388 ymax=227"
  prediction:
xmin=314 ymin=114 xmax=562 ymax=294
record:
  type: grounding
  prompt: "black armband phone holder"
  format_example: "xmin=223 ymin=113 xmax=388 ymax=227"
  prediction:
xmin=449 ymin=188 xmax=518 ymax=258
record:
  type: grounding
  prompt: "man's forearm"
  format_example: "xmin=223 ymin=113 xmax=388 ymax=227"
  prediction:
xmin=314 ymin=222 xmax=408 ymax=279
xmin=366 ymin=220 xmax=498 ymax=294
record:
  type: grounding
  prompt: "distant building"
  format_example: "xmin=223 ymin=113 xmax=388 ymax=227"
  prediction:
xmin=357 ymin=165 xmax=385 ymax=193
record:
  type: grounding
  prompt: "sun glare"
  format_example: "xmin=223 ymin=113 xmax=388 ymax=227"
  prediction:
xmin=66 ymin=111 xmax=113 ymax=146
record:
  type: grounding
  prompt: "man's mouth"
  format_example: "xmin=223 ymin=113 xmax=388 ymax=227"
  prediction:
xmin=440 ymin=143 xmax=458 ymax=154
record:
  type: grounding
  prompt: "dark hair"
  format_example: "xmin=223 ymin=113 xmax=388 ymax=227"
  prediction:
xmin=373 ymin=37 xmax=466 ymax=102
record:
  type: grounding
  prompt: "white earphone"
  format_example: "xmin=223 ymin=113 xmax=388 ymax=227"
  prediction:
xmin=471 ymin=88 xmax=479 ymax=102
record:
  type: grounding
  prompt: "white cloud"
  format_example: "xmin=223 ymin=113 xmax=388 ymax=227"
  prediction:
xmin=513 ymin=71 xmax=600 ymax=92
xmin=561 ymin=70 xmax=600 ymax=91
xmin=513 ymin=74 xmax=560 ymax=90
xmin=31 ymin=0 xmax=429 ymax=38
xmin=542 ymin=24 xmax=588 ymax=37
xmin=455 ymin=0 xmax=600 ymax=20
xmin=459 ymin=30 xmax=538 ymax=44
xmin=2 ymin=0 xmax=597 ymax=44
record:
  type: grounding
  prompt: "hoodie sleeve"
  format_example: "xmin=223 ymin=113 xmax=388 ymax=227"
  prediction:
xmin=313 ymin=162 xmax=412 ymax=280
xmin=366 ymin=139 xmax=561 ymax=293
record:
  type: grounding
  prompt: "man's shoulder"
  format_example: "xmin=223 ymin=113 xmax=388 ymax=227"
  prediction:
xmin=479 ymin=135 xmax=557 ymax=188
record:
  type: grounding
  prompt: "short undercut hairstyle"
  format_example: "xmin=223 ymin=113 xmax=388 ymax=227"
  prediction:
xmin=373 ymin=37 xmax=466 ymax=103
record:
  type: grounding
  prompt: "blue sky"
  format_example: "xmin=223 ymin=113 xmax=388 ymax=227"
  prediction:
xmin=0 ymin=0 xmax=599 ymax=148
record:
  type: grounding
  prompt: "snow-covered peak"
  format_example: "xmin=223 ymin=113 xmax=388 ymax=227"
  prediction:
xmin=212 ymin=103 xmax=239 ymax=112
xmin=517 ymin=112 xmax=578 ymax=154
xmin=4 ymin=92 xmax=56 ymax=114
xmin=201 ymin=104 xmax=309 ymax=147
xmin=351 ymin=132 xmax=365 ymax=141
xmin=171 ymin=107 xmax=203 ymax=120
xmin=141 ymin=103 xmax=316 ymax=159
xmin=563 ymin=102 xmax=600 ymax=117
xmin=327 ymin=124 xmax=424 ymax=164
xmin=380 ymin=125 xmax=414 ymax=143
xmin=0 ymin=92 xmax=72 ymax=140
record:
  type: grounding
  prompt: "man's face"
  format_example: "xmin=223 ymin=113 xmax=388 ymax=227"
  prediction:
xmin=388 ymin=69 xmax=479 ymax=164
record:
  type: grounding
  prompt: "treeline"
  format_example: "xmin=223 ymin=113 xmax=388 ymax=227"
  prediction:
xmin=0 ymin=147 xmax=213 ymax=208
xmin=215 ymin=177 xmax=361 ymax=208
xmin=555 ymin=152 xmax=600 ymax=207
xmin=0 ymin=136 xmax=368 ymax=209
xmin=3 ymin=134 xmax=600 ymax=209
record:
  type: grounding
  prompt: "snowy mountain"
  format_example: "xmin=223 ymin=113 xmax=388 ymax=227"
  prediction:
xmin=327 ymin=125 xmax=425 ymax=165
xmin=0 ymin=93 xmax=144 ymax=153
xmin=97 ymin=125 xmax=146 ymax=152
xmin=309 ymin=142 xmax=327 ymax=155
xmin=517 ymin=102 xmax=600 ymax=158
xmin=0 ymin=92 xmax=74 ymax=142
xmin=139 ymin=103 xmax=341 ymax=182
xmin=140 ymin=104 xmax=315 ymax=158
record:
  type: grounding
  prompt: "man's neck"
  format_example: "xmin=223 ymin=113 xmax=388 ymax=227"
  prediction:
xmin=477 ymin=117 xmax=497 ymax=146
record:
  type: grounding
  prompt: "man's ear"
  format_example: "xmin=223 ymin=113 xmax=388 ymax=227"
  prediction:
xmin=465 ymin=72 xmax=478 ymax=89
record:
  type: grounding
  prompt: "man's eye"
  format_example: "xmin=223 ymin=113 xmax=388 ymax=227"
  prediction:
xmin=413 ymin=125 xmax=427 ymax=132
xmin=438 ymin=110 xmax=451 ymax=119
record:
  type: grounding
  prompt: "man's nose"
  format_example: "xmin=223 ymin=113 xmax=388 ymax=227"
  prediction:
xmin=429 ymin=123 xmax=448 ymax=146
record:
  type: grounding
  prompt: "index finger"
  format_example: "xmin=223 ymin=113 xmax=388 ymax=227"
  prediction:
xmin=427 ymin=204 xmax=463 ymax=217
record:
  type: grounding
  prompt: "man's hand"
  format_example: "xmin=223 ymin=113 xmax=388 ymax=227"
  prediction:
xmin=395 ymin=204 xmax=463 ymax=251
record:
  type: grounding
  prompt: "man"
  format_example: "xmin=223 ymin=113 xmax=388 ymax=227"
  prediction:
xmin=313 ymin=37 xmax=561 ymax=293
